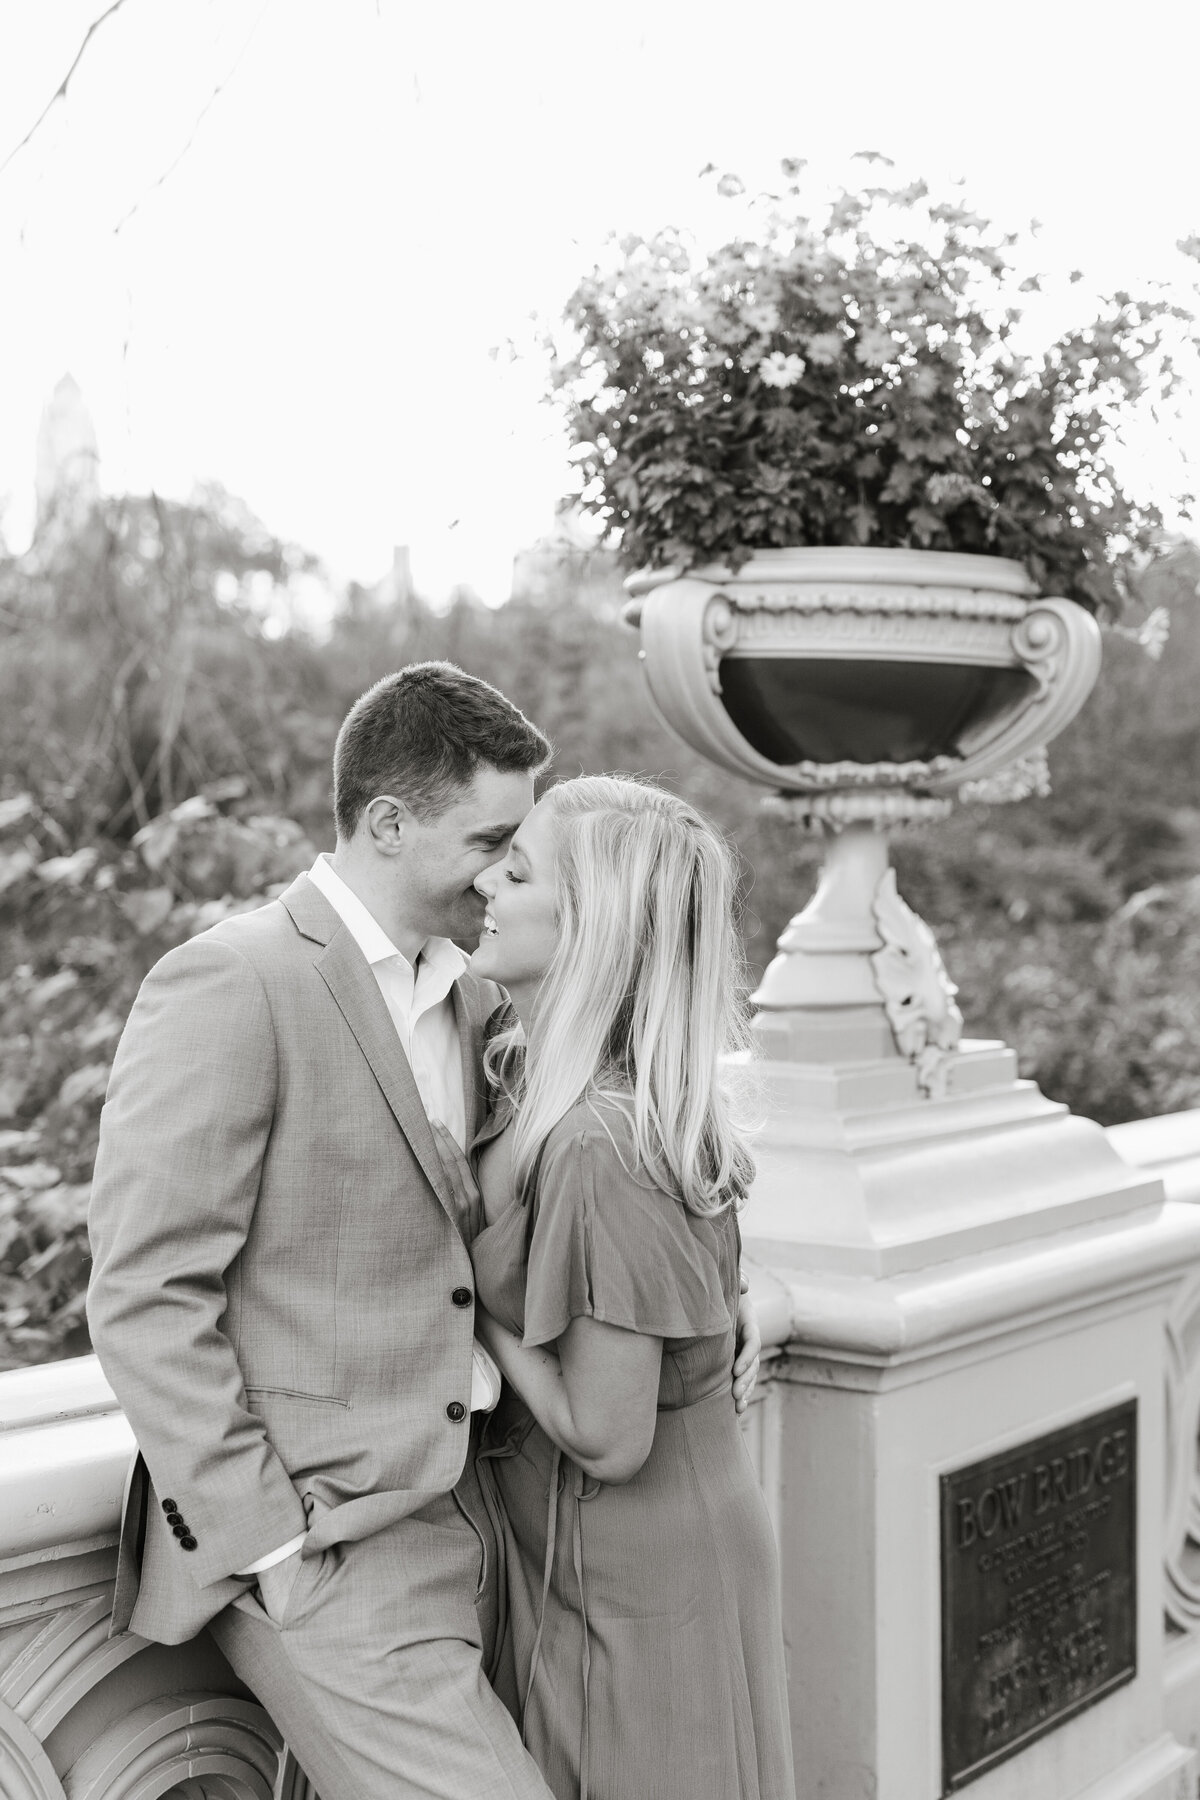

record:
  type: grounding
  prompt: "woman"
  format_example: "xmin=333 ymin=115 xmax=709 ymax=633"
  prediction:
xmin=466 ymin=775 xmax=795 ymax=1800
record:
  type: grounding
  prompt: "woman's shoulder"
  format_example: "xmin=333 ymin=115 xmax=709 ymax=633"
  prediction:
xmin=539 ymin=1095 xmax=743 ymax=1231
xmin=524 ymin=1092 xmax=734 ymax=1346
xmin=541 ymin=1093 xmax=655 ymax=1190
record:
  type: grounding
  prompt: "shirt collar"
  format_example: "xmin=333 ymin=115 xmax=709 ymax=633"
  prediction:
xmin=307 ymin=854 xmax=468 ymax=980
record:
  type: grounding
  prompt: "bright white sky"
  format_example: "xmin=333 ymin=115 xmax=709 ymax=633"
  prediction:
xmin=1 ymin=0 xmax=1198 ymax=601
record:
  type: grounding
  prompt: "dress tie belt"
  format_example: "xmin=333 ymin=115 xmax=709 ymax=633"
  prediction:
xmin=482 ymin=1381 xmax=737 ymax=1800
xmin=522 ymin=1446 xmax=600 ymax=1800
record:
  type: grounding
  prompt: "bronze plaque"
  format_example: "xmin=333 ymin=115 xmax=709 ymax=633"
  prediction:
xmin=940 ymin=1400 xmax=1137 ymax=1792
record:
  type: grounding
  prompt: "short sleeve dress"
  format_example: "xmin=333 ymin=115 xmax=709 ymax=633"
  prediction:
xmin=470 ymin=1094 xmax=795 ymax=1800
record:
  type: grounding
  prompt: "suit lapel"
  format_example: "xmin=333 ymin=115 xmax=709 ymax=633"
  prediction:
xmin=314 ymin=924 xmax=458 ymax=1220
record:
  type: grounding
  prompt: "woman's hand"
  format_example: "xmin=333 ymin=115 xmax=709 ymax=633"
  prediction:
xmin=428 ymin=1119 xmax=484 ymax=1240
xmin=732 ymin=1270 xmax=761 ymax=1415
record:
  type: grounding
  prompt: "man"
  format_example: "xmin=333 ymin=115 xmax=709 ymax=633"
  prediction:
xmin=88 ymin=662 xmax=557 ymax=1799
xmin=89 ymin=660 xmax=761 ymax=1798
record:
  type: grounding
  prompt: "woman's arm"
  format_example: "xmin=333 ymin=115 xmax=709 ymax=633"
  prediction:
xmin=475 ymin=1307 xmax=662 ymax=1484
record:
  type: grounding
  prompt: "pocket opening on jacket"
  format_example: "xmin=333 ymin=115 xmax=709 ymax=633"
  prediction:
xmin=243 ymin=1386 xmax=351 ymax=1408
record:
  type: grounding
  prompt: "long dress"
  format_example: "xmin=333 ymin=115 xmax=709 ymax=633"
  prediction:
xmin=469 ymin=1092 xmax=795 ymax=1800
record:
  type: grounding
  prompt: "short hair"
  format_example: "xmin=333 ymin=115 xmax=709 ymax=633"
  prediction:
xmin=333 ymin=661 xmax=551 ymax=838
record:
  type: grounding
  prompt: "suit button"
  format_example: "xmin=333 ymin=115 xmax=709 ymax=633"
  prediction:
xmin=445 ymin=1401 xmax=467 ymax=1422
xmin=172 ymin=1524 xmax=189 ymax=1539
xmin=179 ymin=1535 xmax=198 ymax=1551
xmin=161 ymin=1498 xmax=178 ymax=1513
xmin=165 ymin=1512 xmax=184 ymax=1526
xmin=451 ymin=1287 xmax=473 ymax=1307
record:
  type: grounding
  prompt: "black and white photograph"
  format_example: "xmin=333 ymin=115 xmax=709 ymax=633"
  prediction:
xmin=1 ymin=5 xmax=1198 ymax=1798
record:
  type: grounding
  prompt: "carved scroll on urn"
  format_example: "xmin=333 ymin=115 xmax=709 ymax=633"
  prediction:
xmin=926 ymin=599 xmax=1102 ymax=795
xmin=638 ymin=580 xmax=809 ymax=788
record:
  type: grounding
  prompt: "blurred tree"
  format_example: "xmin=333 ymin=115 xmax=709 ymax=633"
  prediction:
xmin=0 ymin=496 xmax=1197 ymax=1369
xmin=0 ymin=485 xmax=329 ymax=839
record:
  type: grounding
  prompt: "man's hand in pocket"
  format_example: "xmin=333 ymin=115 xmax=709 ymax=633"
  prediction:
xmin=255 ymin=1547 xmax=304 ymax=1624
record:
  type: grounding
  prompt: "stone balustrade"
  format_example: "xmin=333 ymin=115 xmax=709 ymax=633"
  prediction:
xmin=3 ymin=1107 xmax=1200 ymax=1799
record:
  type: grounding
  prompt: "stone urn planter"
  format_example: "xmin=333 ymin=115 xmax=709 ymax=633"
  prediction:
xmin=623 ymin=546 xmax=1101 ymax=821
xmin=623 ymin=546 xmax=1103 ymax=1085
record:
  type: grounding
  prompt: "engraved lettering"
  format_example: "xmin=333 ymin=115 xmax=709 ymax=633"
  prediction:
xmin=1071 ymin=1446 xmax=1094 ymax=1497
xmin=1051 ymin=1457 xmax=1070 ymax=1505
xmin=998 ymin=1474 xmax=1026 ymax=1529
xmin=978 ymin=1487 xmax=1001 ymax=1538
xmin=957 ymin=1497 xmax=977 ymax=1548
xmin=941 ymin=1403 xmax=1136 ymax=1788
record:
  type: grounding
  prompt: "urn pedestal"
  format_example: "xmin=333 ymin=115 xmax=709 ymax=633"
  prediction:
xmin=625 ymin=547 xmax=1200 ymax=1799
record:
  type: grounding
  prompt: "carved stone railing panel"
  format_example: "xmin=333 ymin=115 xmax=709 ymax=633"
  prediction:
xmin=0 ymin=1572 xmax=283 ymax=1800
xmin=3 ymin=1593 xmax=145 ymax=1741
xmin=1163 ymin=1270 xmax=1200 ymax=1632
xmin=0 ymin=1693 xmax=67 ymax=1800
xmin=1112 ymin=1110 xmax=1200 ymax=1638
xmin=62 ymin=1692 xmax=280 ymax=1800
xmin=273 ymin=1753 xmax=319 ymax=1800
xmin=0 ymin=1356 xmax=289 ymax=1800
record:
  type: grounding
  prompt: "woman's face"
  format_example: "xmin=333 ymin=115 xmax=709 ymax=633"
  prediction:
xmin=469 ymin=797 xmax=560 ymax=997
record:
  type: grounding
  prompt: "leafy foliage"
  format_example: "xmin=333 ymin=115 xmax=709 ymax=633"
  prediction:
xmin=550 ymin=167 xmax=1191 ymax=611
xmin=0 ymin=787 xmax=317 ymax=1370
xmin=1 ymin=494 xmax=1197 ymax=1369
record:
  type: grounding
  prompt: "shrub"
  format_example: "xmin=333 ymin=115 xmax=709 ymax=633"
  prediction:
xmin=550 ymin=164 xmax=1191 ymax=611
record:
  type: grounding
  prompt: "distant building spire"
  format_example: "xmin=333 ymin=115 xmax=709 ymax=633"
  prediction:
xmin=390 ymin=545 xmax=413 ymax=602
xmin=35 ymin=374 xmax=100 ymax=533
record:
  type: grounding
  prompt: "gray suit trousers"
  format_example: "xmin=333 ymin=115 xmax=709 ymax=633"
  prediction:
xmin=209 ymin=1471 xmax=553 ymax=1800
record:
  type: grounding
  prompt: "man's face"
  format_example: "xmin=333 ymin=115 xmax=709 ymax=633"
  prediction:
xmin=401 ymin=765 xmax=535 ymax=945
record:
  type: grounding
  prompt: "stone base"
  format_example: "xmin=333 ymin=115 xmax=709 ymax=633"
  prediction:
xmin=739 ymin=1039 xmax=1163 ymax=1277
xmin=738 ymin=1022 xmax=1200 ymax=1800
xmin=751 ymin=1201 xmax=1200 ymax=1800
xmin=1068 ymin=1734 xmax=1194 ymax=1800
xmin=1164 ymin=1631 xmax=1200 ymax=1790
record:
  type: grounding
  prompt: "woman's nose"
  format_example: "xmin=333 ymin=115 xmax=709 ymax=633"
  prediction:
xmin=475 ymin=861 xmax=501 ymax=899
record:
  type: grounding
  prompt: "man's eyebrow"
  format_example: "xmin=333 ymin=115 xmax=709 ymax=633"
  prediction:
xmin=468 ymin=821 xmax=523 ymax=843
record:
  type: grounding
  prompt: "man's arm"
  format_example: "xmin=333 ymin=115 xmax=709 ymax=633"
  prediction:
xmin=88 ymin=936 xmax=308 ymax=1590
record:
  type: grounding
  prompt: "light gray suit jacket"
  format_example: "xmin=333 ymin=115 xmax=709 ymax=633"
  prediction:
xmin=87 ymin=872 xmax=502 ymax=1644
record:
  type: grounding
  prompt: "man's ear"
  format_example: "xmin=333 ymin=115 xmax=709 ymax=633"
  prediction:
xmin=362 ymin=794 xmax=412 ymax=856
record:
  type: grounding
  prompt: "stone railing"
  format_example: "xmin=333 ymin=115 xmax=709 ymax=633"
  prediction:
xmin=3 ymin=1107 xmax=1200 ymax=1799
xmin=1113 ymin=1111 xmax=1200 ymax=1772
xmin=1 ymin=1324 xmax=785 ymax=1798
xmin=0 ymin=1356 xmax=320 ymax=1799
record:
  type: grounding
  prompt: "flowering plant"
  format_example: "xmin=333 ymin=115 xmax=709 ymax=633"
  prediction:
xmin=550 ymin=164 xmax=1190 ymax=614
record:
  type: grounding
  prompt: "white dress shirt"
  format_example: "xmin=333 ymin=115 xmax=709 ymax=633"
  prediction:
xmin=238 ymin=855 xmax=496 ymax=1578
xmin=307 ymin=852 xmax=468 ymax=1148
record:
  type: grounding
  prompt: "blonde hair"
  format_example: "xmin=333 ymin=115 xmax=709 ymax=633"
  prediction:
xmin=485 ymin=775 xmax=755 ymax=1215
